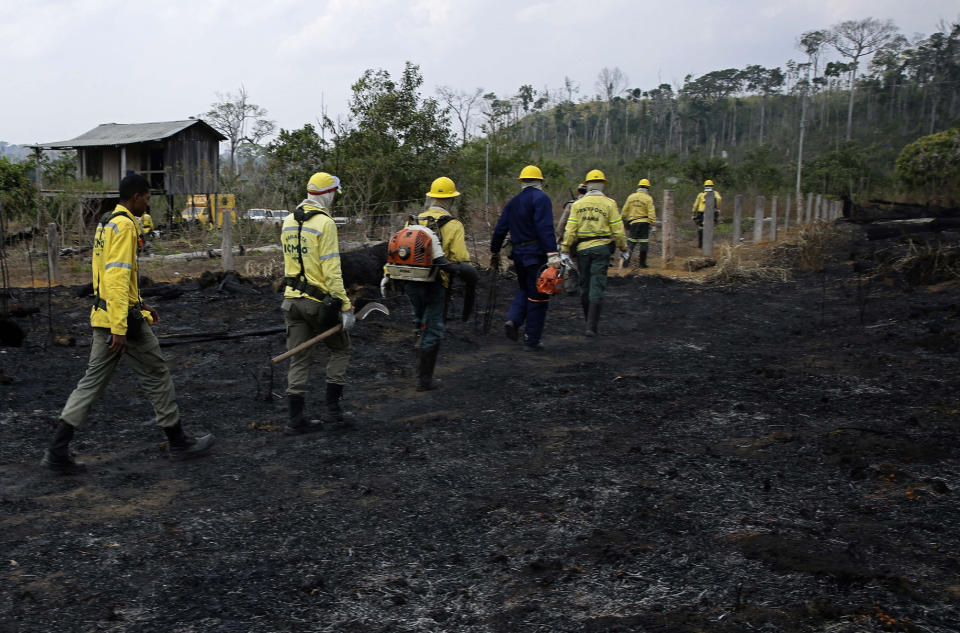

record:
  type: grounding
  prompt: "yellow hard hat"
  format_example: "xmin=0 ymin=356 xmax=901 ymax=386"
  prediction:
xmin=584 ymin=169 xmax=607 ymax=183
xmin=517 ymin=165 xmax=544 ymax=181
xmin=638 ymin=178 xmax=651 ymax=188
xmin=426 ymin=176 xmax=461 ymax=198
xmin=704 ymin=180 xmax=715 ymax=187
xmin=307 ymin=172 xmax=340 ymax=195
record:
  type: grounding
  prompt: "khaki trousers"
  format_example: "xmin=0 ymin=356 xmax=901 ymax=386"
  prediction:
xmin=60 ymin=326 xmax=179 ymax=428
xmin=282 ymin=297 xmax=351 ymax=396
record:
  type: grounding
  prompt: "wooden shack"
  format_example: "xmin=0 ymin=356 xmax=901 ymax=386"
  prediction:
xmin=34 ymin=119 xmax=227 ymax=221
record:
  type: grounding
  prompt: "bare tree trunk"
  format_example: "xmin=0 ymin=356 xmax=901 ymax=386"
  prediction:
xmin=845 ymin=66 xmax=857 ymax=141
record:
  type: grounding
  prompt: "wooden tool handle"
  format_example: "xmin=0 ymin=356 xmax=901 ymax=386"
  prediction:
xmin=270 ymin=323 xmax=343 ymax=364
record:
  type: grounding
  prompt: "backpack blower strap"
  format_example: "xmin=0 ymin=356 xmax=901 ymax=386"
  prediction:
xmin=284 ymin=209 xmax=338 ymax=304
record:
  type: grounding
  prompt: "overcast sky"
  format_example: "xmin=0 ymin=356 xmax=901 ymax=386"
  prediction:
xmin=1 ymin=0 xmax=957 ymax=145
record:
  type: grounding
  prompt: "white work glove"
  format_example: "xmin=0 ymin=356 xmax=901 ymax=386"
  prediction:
xmin=380 ymin=275 xmax=390 ymax=297
xmin=560 ymin=253 xmax=574 ymax=268
xmin=547 ymin=252 xmax=562 ymax=269
xmin=340 ymin=308 xmax=356 ymax=331
xmin=620 ymin=250 xmax=630 ymax=263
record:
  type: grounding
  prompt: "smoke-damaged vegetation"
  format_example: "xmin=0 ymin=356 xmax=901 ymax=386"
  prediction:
xmin=1 ymin=219 xmax=960 ymax=632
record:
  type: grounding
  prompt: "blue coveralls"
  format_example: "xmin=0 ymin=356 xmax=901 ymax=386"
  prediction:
xmin=490 ymin=186 xmax=557 ymax=348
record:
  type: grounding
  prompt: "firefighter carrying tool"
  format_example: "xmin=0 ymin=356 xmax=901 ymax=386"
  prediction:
xmin=621 ymin=177 xmax=656 ymax=270
xmin=692 ymin=180 xmax=722 ymax=249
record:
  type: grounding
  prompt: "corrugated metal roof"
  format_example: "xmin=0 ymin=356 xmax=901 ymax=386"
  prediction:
xmin=37 ymin=119 xmax=227 ymax=148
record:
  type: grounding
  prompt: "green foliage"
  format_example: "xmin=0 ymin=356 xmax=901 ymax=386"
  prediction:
xmin=329 ymin=62 xmax=456 ymax=214
xmin=0 ymin=156 xmax=36 ymax=222
xmin=265 ymin=124 xmax=328 ymax=208
xmin=895 ymin=128 xmax=960 ymax=204
xmin=730 ymin=146 xmax=786 ymax=193
xmin=42 ymin=152 xmax=77 ymax=188
xmin=802 ymin=143 xmax=874 ymax=197
xmin=683 ymin=156 xmax=729 ymax=186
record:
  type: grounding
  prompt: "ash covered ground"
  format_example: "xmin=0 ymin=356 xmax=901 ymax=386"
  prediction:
xmin=2 ymin=223 xmax=960 ymax=633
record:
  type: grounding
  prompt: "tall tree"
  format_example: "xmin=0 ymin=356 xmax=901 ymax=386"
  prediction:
xmin=265 ymin=124 xmax=328 ymax=208
xmin=829 ymin=18 xmax=898 ymax=140
xmin=436 ymin=86 xmax=484 ymax=146
xmin=202 ymin=86 xmax=276 ymax=175
xmin=329 ymin=62 xmax=455 ymax=214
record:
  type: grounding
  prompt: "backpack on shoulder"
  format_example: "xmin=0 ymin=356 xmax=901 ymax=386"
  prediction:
xmin=385 ymin=215 xmax=451 ymax=282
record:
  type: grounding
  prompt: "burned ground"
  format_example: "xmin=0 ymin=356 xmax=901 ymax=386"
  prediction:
xmin=1 ymin=223 xmax=959 ymax=632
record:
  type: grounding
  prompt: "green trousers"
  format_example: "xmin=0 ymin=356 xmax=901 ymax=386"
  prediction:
xmin=282 ymin=297 xmax=351 ymax=396
xmin=60 ymin=326 xmax=179 ymax=428
xmin=577 ymin=243 xmax=613 ymax=304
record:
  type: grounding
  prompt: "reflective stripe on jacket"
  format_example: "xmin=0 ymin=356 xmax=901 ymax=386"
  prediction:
xmin=622 ymin=190 xmax=656 ymax=224
xmin=90 ymin=204 xmax=141 ymax=334
xmin=281 ymin=203 xmax=352 ymax=310
xmin=561 ymin=192 xmax=628 ymax=253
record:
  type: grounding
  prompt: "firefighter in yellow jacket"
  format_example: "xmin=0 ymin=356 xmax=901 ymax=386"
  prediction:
xmin=560 ymin=169 xmax=628 ymax=336
xmin=396 ymin=177 xmax=476 ymax=391
xmin=692 ymin=180 xmax=722 ymax=249
xmin=621 ymin=178 xmax=656 ymax=268
xmin=281 ymin=172 xmax=355 ymax=434
xmin=42 ymin=173 xmax=214 ymax=474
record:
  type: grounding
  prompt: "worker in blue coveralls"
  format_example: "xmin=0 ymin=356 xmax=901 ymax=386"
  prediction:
xmin=490 ymin=165 xmax=562 ymax=352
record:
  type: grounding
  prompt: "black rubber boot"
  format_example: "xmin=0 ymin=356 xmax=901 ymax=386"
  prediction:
xmin=285 ymin=394 xmax=323 ymax=435
xmin=325 ymin=382 xmax=354 ymax=429
xmin=164 ymin=422 xmax=215 ymax=461
xmin=639 ymin=245 xmax=649 ymax=268
xmin=504 ymin=320 xmax=519 ymax=341
xmin=581 ymin=298 xmax=590 ymax=321
xmin=697 ymin=228 xmax=703 ymax=248
xmin=416 ymin=345 xmax=441 ymax=391
xmin=41 ymin=421 xmax=87 ymax=474
xmin=585 ymin=302 xmax=602 ymax=337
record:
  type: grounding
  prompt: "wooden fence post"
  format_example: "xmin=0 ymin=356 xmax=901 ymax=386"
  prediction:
xmin=769 ymin=195 xmax=778 ymax=242
xmin=814 ymin=194 xmax=822 ymax=221
xmin=784 ymin=193 xmax=791 ymax=232
xmin=753 ymin=195 xmax=765 ymax=243
xmin=805 ymin=193 xmax=813 ymax=224
xmin=732 ymin=194 xmax=743 ymax=245
xmin=662 ymin=190 xmax=675 ymax=266
xmin=222 ymin=210 xmax=234 ymax=272
xmin=47 ymin=223 xmax=59 ymax=285
xmin=703 ymin=191 xmax=716 ymax=256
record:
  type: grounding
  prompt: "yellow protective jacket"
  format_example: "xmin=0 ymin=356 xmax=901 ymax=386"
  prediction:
xmin=282 ymin=202 xmax=352 ymax=311
xmin=561 ymin=192 xmax=628 ymax=253
xmin=622 ymin=189 xmax=656 ymax=225
xmin=413 ymin=207 xmax=470 ymax=288
xmin=90 ymin=205 xmax=144 ymax=335
xmin=692 ymin=190 xmax=723 ymax=214
xmin=140 ymin=213 xmax=154 ymax=234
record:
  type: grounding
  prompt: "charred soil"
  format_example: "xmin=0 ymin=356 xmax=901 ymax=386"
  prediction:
xmin=2 ymin=223 xmax=960 ymax=632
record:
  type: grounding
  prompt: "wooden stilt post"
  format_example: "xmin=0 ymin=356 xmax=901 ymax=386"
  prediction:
xmin=769 ymin=195 xmax=778 ymax=242
xmin=47 ymin=223 xmax=59 ymax=285
xmin=784 ymin=193 xmax=791 ymax=232
xmin=732 ymin=194 xmax=743 ymax=245
xmin=703 ymin=191 xmax=715 ymax=256
xmin=753 ymin=196 xmax=764 ymax=243
xmin=662 ymin=190 xmax=675 ymax=267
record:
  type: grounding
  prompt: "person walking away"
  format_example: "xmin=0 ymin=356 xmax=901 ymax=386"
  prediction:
xmin=556 ymin=183 xmax=587 ymax=241
xmin=691 ymin=180 xmax=722 ymax=249
xmin=560 ymin=169 xmax=628 ymax=337
xmin=490 ymin=165 xmax=562 ymax=351
xmin=280 ymin=172 xmax=356 ymax=434
xmin=42 ymin=173 xmax=214 ymax=474
xmin=621 ymin=178 xmax=657 ymax=269
xmin=383 ymin=177 xmax=475 ymax=390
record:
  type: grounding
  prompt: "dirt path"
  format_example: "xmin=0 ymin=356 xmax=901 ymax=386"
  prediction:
xmin=2 ymin=225 xmax=960 ymax=632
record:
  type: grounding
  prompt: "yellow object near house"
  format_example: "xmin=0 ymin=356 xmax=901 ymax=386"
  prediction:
xmin=181 ymin=194 xmax=237 ymax=227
